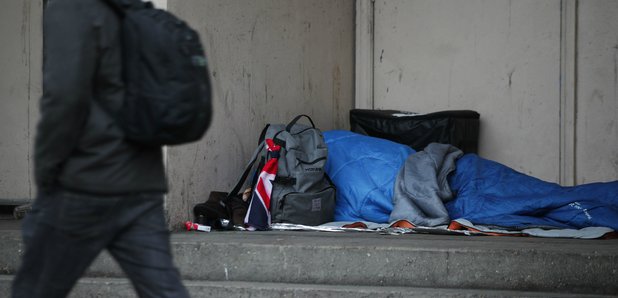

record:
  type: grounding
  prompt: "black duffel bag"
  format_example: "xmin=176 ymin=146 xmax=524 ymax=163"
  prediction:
xmin=350 ymin=109 xmax=480 ymax=154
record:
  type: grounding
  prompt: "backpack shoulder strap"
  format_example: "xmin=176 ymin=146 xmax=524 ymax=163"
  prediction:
xmin=226 ymin=122 xmax=275 ymax=201
xmin=226 ymin=141 xmax=264 ymax=202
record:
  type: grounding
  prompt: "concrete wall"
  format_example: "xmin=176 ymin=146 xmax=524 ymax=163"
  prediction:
xmin=2 ymin=0 xmax=616 ymax=227
xmin=164 ymin=0 xmax=355 ymax=227
xmin=367 ymin=0 xmax=618 ymax=184
xmin=576 ymin=1 xmax=618 ymax=184
xmin=150 ymin=0 xmax=167 ymax=10
xmin=0 ymin=0 xmax=355 ymax=228
xmin=0 ymin=0 xmax=42 ymax=204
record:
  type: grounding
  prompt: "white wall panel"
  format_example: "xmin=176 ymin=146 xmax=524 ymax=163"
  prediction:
xmin=373 ymin=0 xmax=562 ymax=181
xmin=165 ymin=0 xmax=355 ymax=227
xmin=150 ymin=0 xmax=167 ymax=9
xmin=576 ymin=1 xmax=618 ymax=183
xmin=0 ymin=0 xmax=42 ymax=203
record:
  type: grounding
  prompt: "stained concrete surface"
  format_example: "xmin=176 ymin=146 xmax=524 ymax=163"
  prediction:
xmin=1 ymin=219 xmax=617 ymax=295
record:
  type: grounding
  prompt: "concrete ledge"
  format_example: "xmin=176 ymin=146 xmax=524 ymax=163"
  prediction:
xmin=0 ymin=275 xmax=613 ymax=298
xmin=1 ymin=230 xmax=617 ymax=295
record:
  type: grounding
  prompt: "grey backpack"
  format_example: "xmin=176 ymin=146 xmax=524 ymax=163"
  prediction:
xmin=228 ymin=115 xmax=335 ymax=226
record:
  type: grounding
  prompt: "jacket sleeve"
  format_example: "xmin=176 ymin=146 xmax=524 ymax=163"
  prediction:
xmin=34 ymin=0 xmax=98 ymax=192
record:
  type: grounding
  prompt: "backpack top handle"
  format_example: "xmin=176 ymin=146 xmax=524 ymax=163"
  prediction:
xmin=285 ymin=114 xmax=315 ymax=132
xmin=100 ymin=0 xmax=151 ymax=16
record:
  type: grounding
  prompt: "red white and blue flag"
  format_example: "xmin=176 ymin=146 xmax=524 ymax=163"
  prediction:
xmin=244 ymin=139 xmax=281 ymax=231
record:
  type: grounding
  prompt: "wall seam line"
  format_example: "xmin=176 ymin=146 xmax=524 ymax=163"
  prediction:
xmin=573 ymin=0 xmax=578 ymax=184
xmin=27 ymin=0 xmax=33 ymax=200
xmin=559 ymin=0 xmax=577 ymax=186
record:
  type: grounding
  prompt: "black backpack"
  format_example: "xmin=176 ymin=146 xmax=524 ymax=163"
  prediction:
xmin=102 ymin=0 xmax=212 ymax=146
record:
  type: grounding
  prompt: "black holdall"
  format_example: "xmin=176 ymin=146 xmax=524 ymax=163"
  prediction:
xmin=101 ymin=0 xmax=212 ymax=146
xmin=350 ymin=109 xmax=480 ymax=154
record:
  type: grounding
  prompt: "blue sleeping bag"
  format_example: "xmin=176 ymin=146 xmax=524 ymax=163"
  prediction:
xmin=325 ymin=130 xmax=618 ymax=230
xmin=324 ymin=130 xmax=413 ymax=222
xmin=446 ymin=155 xmax=618 ymax=230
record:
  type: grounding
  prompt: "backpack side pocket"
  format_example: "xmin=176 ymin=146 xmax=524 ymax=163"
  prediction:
xmin=277 ymin=187 xmax=335 ymax=226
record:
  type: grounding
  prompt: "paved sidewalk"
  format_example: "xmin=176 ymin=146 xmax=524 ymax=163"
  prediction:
xmin=2 ymin=218 xmax=617 ymax=295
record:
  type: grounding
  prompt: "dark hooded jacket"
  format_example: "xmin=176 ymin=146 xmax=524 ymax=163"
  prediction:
xmin=35 ymin=0 xmax=167 ymax=195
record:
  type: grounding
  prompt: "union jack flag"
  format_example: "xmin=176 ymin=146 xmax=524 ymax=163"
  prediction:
xmin=244 ymin=139 xmax=281 ymax=230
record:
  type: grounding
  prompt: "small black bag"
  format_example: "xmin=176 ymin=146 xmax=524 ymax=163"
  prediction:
xmin=193 ymin=191 xmax=249 ymax=230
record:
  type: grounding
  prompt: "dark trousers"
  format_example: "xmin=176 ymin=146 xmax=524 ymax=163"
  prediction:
xmin=11 ymin=190 xmax=190 ymax=298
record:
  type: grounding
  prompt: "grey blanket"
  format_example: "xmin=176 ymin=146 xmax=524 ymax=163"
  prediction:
xmin=389 ymin=143 xmax=463 ymax=226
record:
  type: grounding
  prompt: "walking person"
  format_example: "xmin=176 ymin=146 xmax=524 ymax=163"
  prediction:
xmin=11 ymin=0 xmax=210 ymax=296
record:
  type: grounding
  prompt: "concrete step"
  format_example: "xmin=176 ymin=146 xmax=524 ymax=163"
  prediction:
xmin=0 ymin=275 xmax=613 ymax=298
xmin=1 ymin=229 xmax=617 ymax=295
